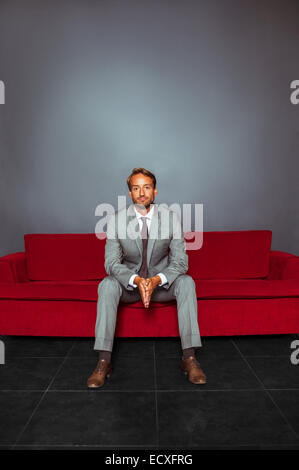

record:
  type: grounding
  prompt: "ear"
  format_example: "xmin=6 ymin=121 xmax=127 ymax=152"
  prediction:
xmin=154 ymin=188 xmax=158 ymax=197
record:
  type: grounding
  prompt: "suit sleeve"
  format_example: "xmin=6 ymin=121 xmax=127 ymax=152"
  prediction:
xmin=160 ymin=211 xmax=188 ymax=290
xmin=104 ymin=214 xmax=137 ymax=291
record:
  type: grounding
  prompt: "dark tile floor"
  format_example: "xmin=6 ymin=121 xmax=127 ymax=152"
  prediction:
xmin=0 ymin=333 xmax=299 ymax=450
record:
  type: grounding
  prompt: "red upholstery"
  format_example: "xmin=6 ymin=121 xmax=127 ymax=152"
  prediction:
xmin=0 ymin=252 xmax=28 ymax=282
xmin=0 ymin=297 xmax=298 ymax=337
xmin=0 ymin=261 xmax=14 ymax=283
xmin=281 ymin=257 xmax=299 ymax=280
xmin=0 ymin=279 xmax=298 ymax=301
xmin=0 ymin=230 xmax=299 ymax=337
xmin=266 ymin=250 xmax=297 ymax=280
xmin=186 ymin=230 xmax=272 ymax=279
xmin=24 ymin=234 xmax=106 ymax=281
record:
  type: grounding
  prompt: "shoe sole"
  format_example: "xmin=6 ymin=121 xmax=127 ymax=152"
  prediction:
xmin=182 ymin=369 xmax=206 ymax=384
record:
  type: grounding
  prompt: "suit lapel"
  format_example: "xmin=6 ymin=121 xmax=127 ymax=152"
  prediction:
xmin=126 ymin=204 xmax=142 ymax=257
xmin=147 ymin=204 xmax=159 ymax=267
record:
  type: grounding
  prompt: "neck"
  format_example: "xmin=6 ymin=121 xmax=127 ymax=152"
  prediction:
xmin=134 ymin=202 xmax=155 ymax=216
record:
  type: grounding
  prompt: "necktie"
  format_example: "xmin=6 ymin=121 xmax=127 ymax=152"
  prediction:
xmin=138 ymin=217 xmax=148 ymax=279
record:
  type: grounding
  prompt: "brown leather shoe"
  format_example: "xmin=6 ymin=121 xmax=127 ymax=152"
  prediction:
xmin=181 ymin=356 xmax=207 ymax=384
xmin=87 ymin=359 xmax=112 ymax=388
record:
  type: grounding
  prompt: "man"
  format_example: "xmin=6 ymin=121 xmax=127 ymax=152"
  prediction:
xmin=87 ymin=167 xmax=206 ymax=388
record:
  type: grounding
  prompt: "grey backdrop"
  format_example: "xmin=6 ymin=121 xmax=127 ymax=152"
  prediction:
xmin=0 ymin=0 xmax=298 ymax=257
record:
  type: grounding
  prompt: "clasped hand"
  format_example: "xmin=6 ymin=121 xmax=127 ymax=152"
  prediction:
xmin=134 ymin=275 xmax=161 ymax=308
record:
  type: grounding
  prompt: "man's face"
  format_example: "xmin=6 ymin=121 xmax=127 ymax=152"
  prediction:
xmin=129 ymin=173 xmax=158 ymax=210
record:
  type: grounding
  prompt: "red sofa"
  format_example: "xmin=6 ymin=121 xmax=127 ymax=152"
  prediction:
xmin=0 ymin=230 xmax=299 ymax=337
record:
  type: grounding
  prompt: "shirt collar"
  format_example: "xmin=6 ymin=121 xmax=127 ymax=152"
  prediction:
xmin=133 ymin=203 xmax=155 ymax=220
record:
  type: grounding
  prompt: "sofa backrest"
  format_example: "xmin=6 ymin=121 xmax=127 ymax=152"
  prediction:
xmin=186 ymin=230 xmax=272 ymax=279
xmin=25 ymin=234 xmax=107 ymax=281
xmin=24 ymin=230 xmax=272 ymax=281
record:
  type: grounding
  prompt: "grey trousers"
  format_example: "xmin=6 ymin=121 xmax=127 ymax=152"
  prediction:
xmin=94 ymin=274 xmax=202 ymax=352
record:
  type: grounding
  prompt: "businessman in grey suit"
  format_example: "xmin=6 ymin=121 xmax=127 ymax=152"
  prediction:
xmin=87 ymin=167 xmax=206 ymax=388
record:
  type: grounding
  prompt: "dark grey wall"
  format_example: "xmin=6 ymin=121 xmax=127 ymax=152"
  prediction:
xmin=0 ymin=0 xmax=298 ymax=256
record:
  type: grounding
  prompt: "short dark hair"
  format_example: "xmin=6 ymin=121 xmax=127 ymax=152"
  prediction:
xmin=127 ymin=167 xmax=157 ymax=191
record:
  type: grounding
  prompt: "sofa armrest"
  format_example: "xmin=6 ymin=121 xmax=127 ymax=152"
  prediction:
xmin=266 ymin=250 xmax=298 ymax=280
xmin=0 ymin=252 xmax=29 ymax=282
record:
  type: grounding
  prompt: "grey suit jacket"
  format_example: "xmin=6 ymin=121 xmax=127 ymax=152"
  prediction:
xmin=104 ymin=203 xmax=188 ymax=291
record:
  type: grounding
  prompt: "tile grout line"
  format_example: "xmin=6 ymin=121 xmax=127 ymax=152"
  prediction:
xmin=10 ymin=341 xmax=77 ymax=450
xmin=231 ymin=339 xmax=299 ymax=444
xmin=153 ymin=341 xmax=159 ymax=448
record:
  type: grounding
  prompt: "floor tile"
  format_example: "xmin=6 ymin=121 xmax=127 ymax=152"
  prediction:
xmin=12 ymin=445 xmax=158 ymax=450
xmin=0 ymin=357 xmax=63 ymax=390
xmin=69 ymin=337 xmax=155 ymax=358
xmin=154 ymin=338 xmax=182 ymax=357
xmin=232 ymin=334 xmax=297 ymax=357
xmin=259 ymin=444 xmax=299 ymax=449
xmin=198 ymin=337 xmax=242 ymax=358
xmin=112 ymin=338 xmax=155 ymax=358
xmin=154 ymin=444 xmax=262 ymax=450
xmin=0 ymin=391 xmax=43 ymax=444
xmin=268 ymin=390 xmax=299 ymax=436
xmin=246 ymin=356 xmax=299 ymax=389
xmin=157 ymin=390 xmax=299 ymax=447
xmin=18 ymin=391 xmax=157 ymax=446
xmin=156 ymin=355 xmax=263 ymax=390
xmin=50 ymin=355 xmax=155 ymax=390
xmin=67 ymin=338 xmax=96 ymax=356
xmin=2 ymin=336 xmax=298 ymax=449
xmin=155 ymin=336 xmax=240 ymax=358
xmin=0 ymin=335 xmax=74 ymax=357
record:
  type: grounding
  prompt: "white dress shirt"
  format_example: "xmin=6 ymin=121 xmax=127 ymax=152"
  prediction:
xmin=128 ymin=204 xmax=168 ymax=288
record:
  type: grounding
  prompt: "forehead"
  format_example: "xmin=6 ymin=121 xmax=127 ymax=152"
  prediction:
xmin=130 ymin=174 xmax=154 ymax=187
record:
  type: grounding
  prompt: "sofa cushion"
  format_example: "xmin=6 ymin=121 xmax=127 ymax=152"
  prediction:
xmin=0 ymin=278 xmax=298 ymax=302
xmin=194 ymin=279 xmax=299 ymax=298
xmin=0 ymin=280 xmax=175 ymax=306
xmin=186 ymin=230 xmax=272 ymax=279
xmin=24 ymin=234 xmax=106 ymax=281
xmin=0 ymin=281 xmax=98 ymax=301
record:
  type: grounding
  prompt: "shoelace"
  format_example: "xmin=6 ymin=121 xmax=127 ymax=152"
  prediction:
xmin=186 ymin=357 xmax=201 ymax=369
xmin=95 ymin=360 xmax=108 ymax=373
